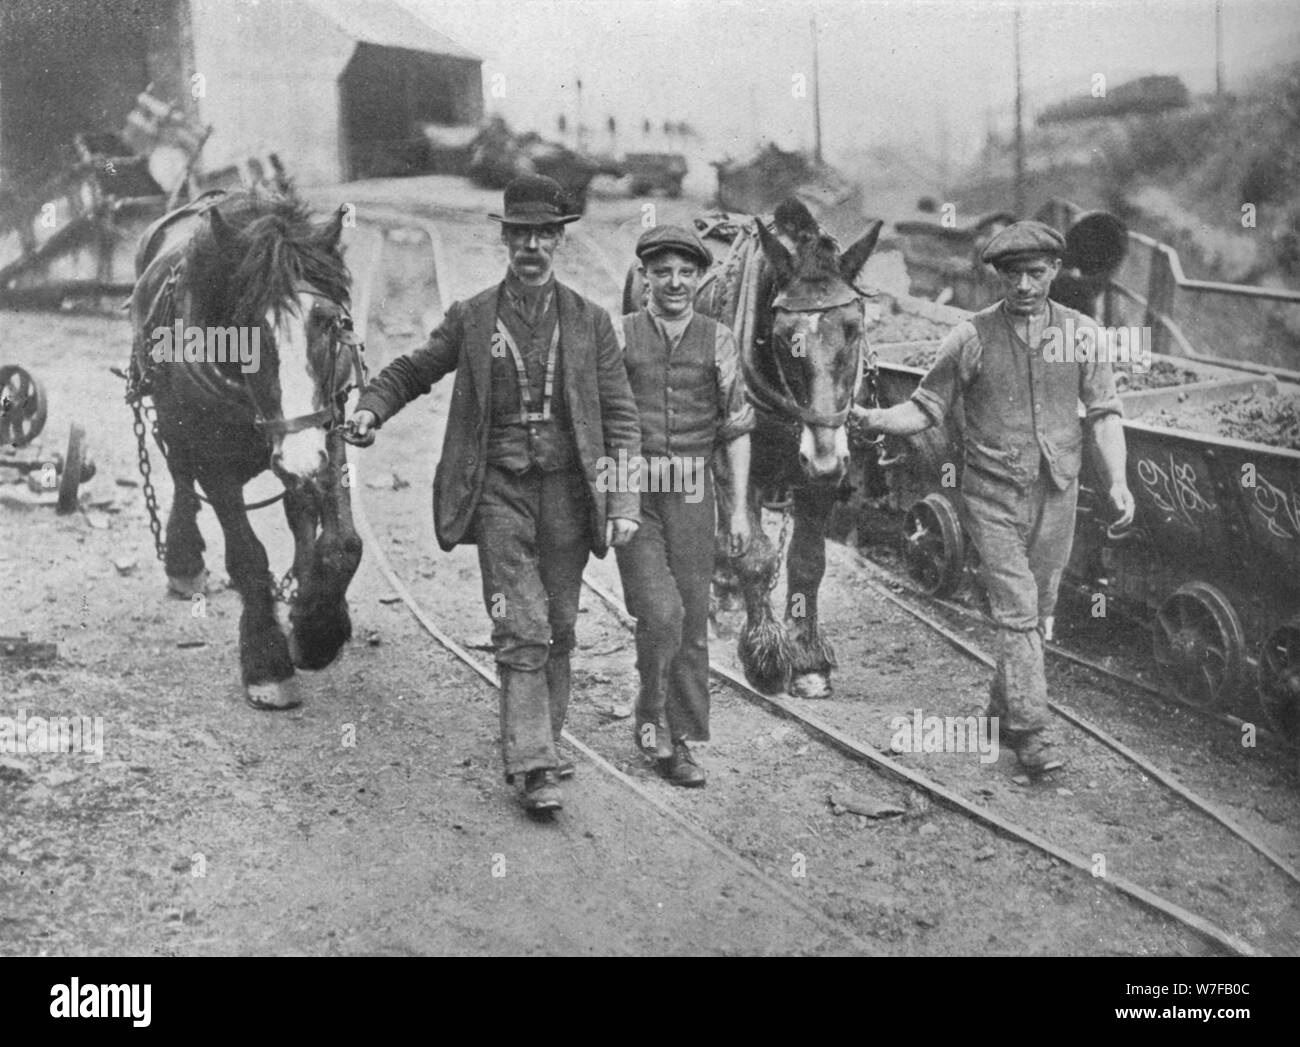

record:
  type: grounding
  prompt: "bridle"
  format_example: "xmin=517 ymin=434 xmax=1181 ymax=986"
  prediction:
xmin=243 ymin=289 xmax=369 ymax=440
xmin=749 ymin=281 xmax=878 ymax=430
xmin=174 ymin=283 xmax=368 ymax=442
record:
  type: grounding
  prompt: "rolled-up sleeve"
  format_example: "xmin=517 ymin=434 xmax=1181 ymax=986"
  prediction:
xmin=909 ymin=320 xmax=980 ymax=427
xmin=714 ymin=324 xmax=756 ymax=442
xmin=1079 ymin=351 xmax=1124 ymax=421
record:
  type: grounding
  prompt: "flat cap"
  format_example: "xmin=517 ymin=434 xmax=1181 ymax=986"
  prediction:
xmin=635 ymin=224 xmax=713 ymax=269
xmin=981 ymin=220 xmax=1066 ymax=266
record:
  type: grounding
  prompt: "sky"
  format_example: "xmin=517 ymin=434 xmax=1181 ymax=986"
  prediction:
xmin=402 ymin=0 xmax=1300 ymax=172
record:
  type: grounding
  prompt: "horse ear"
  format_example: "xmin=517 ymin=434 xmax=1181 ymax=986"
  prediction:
xmin=839 ymin=219 xmax=883 ymax=285
xmin=209 ymin=206 xmax=234 ymax=249
xmin=756 ymin=218 xmax=794 ymax=284
xmin=318 ymin=206 xmax=347 ymax=250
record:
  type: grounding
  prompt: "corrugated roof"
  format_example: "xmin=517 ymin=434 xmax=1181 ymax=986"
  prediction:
xmin=304 ymin=0 xmax=480 ymax=61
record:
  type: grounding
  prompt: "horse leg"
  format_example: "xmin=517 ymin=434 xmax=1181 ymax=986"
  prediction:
xmin=287 ymin=437 xmax=362 ymax=670
xmin=785 ymin=484 xmax=838 ymax=699
xmin=733 ymin=487 xmax=793 ymax=693
xmin=201 ymin=469 xmax=298 ymax=708
xmin=163 ymin=454 xmax=207 ymax=598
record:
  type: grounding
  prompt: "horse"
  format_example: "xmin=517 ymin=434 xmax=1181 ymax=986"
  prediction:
xmin=127 ymin=188 xmax=365 ymax=710
xmin=624 ymin=199 xmax=881 ymax=697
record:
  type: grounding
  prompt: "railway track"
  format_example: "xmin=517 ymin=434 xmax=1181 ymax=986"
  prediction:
xmin=343 ymin=197 xmax=1299 ymax=955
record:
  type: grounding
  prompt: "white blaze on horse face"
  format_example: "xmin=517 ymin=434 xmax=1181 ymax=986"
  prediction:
xmin=269 ymin=294 xmax=326 ymax=478
xmin=799 ymin=423 xmax=849 ymax=479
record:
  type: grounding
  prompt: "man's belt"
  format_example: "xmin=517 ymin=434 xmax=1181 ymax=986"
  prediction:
xmin=494 ymin=318 xmax=560 ymax=424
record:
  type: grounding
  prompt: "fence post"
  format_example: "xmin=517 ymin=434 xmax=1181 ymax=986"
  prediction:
xmin=1145 ymin=245 xmax=1176 ymax=357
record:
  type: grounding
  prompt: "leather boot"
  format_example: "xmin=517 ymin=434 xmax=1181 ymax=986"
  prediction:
xmin=546 ymin=654 xmax=574 ymax=779
xmin=499 ymin=665 xmax=556 ymax=785
xmin=634 ymin=692 xmax=673 ymax=759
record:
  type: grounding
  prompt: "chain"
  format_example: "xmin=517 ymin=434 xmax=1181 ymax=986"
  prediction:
xmin=130 ymin=397 xmax=167 ymax=562
xmin=768 ymin=506 xmax=793 ymax=595
xmin=270 ymin=567 xmax=298 ymax=604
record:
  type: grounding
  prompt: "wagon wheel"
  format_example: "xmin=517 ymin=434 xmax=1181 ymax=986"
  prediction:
xmin=1257 ymin=618 xmax=1300 ymax=746
xmin=0 ymin=365 xmax=48 ymax=448
xmin=1151 ymin=582 xmax=1246 ymax=709
xmin=902 ymin=493 xmax=964 ymax=598
xmin=56 ymin=423 xmax=88 ymax=515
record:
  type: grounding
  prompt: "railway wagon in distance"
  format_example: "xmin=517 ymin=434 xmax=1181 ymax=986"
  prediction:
xmin=852 ymin=304 xmax=1300 ymax=760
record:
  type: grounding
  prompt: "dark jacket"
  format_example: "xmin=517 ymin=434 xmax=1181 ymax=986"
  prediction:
xmin=356 ymin=279 xmax=641 ymax=555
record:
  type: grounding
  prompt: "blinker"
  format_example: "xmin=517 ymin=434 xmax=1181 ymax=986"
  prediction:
xmin=772 ymin=284 xmax=858 ymax=311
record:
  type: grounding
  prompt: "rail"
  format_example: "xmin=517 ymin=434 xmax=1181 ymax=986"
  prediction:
xmin=1036 ymin=198 xmax=1300 ymax=370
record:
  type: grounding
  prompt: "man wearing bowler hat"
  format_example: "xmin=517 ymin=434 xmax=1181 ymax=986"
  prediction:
xmin=617 ymin=224 xmax=754 ymax=786
xmin=859 ymin=220 xmax=1134 ymax=777
xmin=349 ymin=175 xmax=641 ymax=814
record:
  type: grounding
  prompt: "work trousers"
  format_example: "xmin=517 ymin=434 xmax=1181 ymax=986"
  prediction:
xmin=615 ymin=467 xmax=715 ymax=757
xmin=960 ymin=462 xmax=1079 ymax=736
xmin=474 ymin=463 xmax=591 ymax=776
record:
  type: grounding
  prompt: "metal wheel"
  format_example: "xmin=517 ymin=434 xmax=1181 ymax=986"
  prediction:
xmin=903 ymin=493 xmax=965 ymax=597
xmin=1151 ymin=582 xmax=1246 ymax=708
xmin=0 ymin=365 xmax=48 ymax=447
xmin=56 ymin=423 xmax=87 ymax=515
xmin=1258 ymin=618 xmax=1300 ymax=746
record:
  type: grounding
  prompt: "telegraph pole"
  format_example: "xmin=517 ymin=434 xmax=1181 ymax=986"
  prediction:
xmin=1215 ymin=0 xmax=1225 ymax=97
xmin=811 ymin=14 xmax=824 ymax=165
xmin=1013 ymin=3 xmax=1026 ymax=215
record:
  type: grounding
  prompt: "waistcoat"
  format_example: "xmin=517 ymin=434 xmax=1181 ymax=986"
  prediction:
xmin=622 ymin=310 xmax=718 ymax=460
xmin=963 ymin=303 xmax=1084 ymax=490
xmin=487 ymin=294 xmax=577 ymax=472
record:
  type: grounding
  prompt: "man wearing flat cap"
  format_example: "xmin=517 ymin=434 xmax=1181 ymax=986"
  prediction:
xmin=860 ymin=219 xmax=1134 ymax=777
xmin=349 ymin=174 xmax=641 ymax=813
xmin=617 ymin=224 xmax=754 ymax=786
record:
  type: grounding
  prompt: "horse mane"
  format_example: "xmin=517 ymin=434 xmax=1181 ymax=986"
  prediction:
xmin=185 ymin=188 xmax=349 ymax=324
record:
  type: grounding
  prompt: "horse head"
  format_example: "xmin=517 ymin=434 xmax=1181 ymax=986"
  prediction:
xmin=191 ymin=191 xmax=353 ymax=484
xmin=755 ymin=201 xmax=881 ymax=481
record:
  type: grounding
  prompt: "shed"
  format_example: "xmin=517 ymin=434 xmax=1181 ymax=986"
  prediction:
xmin=0 ymin=0 xmax=483 ymax=189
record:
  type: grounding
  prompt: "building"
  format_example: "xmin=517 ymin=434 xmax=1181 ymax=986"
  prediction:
xmin=0 ymin=0 xmax=483 ymax=188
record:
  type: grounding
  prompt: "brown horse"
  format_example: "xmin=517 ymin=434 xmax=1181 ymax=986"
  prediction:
xmin=128 ymin=188 xmax=364 ymax=709
xmin=626 ymin=200 xmax=881 ymax=696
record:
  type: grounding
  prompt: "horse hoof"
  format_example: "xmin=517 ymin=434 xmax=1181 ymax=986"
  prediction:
xmin=166 ymin=570 xmax=209 ymax=599
xmin=789 ymin=672 xmax=832 ymax=699
xmin=244 ymin=677 xmax=301 ymax=711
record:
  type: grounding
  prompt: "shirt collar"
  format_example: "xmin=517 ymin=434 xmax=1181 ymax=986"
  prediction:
xmin=646 ymin=302 xmax=694 ymax=345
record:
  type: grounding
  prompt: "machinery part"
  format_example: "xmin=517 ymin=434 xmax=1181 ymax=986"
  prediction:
xmin=902 ymin=493 xmax=965 ymax=598
xmin=1064 ymin=210 xmax=1128 ymax=278
xmin=0 ymin=365 xmax=48 ymax=447
xmin=1258 ymin=618 xmax=1300 ymax=746
xmin=56 ymin=423 xmax=87 ymax=515
xmin=1151 ymin=582 xmax=1247 ymax=709
xmin=0 ymin=633 xmax=58 ymax=663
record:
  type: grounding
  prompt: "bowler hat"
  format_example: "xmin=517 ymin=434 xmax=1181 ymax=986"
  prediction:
xmin=635 ymin=224 xmax=713 ymax=269
xmin=981 ymin=220 xmax=1066 ymax=266
xmin=488 ymin=174 xmax=582 ymax=226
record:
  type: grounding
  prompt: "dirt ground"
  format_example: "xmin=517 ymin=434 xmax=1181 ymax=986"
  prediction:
xmin=2 ymin=176 xmax=1297 ymax=955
